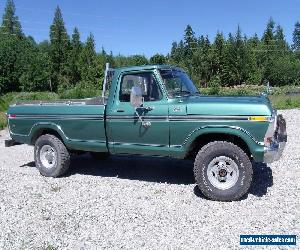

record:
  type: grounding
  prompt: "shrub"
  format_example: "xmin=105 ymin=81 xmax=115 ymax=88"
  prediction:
xmin=0 ymin=92 xmax=59 ymax=111
xmin=58 ymin=83 xmax=101 ymax=99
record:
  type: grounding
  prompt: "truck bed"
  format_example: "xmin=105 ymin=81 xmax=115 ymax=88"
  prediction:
xmin=7 ymin=96 xmax=108 ymax=153
xmin=14 ymin=96 xmax=107 ymax=106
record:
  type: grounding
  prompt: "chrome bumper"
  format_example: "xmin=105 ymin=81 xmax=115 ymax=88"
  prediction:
xmin=264 ymin=114 xmax=287 ymax=163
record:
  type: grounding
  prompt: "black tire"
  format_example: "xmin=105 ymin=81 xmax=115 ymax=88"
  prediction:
xmin=34 ymin=134 xmax=70 ymax=177
xmin=90 ymin=152 xmax=109 ymax=160
xmin=194 ymin=141 xmax=253 ymax=201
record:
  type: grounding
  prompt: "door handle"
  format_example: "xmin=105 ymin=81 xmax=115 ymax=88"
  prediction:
xmin=143 ymin=106 xmax=154 ymax=111
xmin=142 ymin=121 xmax=151 ymax=128
xmin=116 ymin=109 xmax=125 ymax=112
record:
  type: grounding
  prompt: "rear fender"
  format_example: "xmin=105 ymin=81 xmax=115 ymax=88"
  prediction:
xmin=29 ymin=122 xmax=68 ymax=145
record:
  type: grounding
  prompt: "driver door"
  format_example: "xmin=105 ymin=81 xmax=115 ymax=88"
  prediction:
xmin=106 ymin=71 xmax=169 ymax=156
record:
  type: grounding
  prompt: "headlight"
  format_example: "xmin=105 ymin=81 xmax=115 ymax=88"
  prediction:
xmin=264 ymin=110 xmax=277 ymax=147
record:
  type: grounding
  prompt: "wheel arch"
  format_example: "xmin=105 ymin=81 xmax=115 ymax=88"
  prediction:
xmin=184 ymin=126 xmax=260 ymax=160
xmin=30 ymin=123 xmax=67 ymax=145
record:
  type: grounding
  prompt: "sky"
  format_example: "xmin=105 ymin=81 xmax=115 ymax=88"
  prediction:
xmin=0 ymin=0 xmax=299 ymax=57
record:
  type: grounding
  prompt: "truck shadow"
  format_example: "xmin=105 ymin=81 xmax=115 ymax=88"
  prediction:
xmin=69 ymin=154 xmax=195 ymax=185
xmin=22 ymin=155 xmax=273 ymax=199
xmin=70 ymin=154 xmax=273 ymax=199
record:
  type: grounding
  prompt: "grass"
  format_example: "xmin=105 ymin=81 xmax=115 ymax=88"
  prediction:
xmin=0 ymin=112 xmax=7 ymax=130
xmin=200 ymin=85 xmax=300 ymax=109
xmin=201 ymin=85 xmax=300 ymax=96
xmin=269 ymin=95 xmax=300 ymax=109
xmin=41 ymin=244 xmax=57 ymax=250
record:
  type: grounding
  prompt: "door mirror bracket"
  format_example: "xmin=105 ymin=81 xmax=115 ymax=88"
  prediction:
xmin=130 ymin=86 xmax=152 ymax=128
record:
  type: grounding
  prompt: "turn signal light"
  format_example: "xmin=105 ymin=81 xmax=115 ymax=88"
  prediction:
xmin=248 ymin=116 xmax=268 ymax=122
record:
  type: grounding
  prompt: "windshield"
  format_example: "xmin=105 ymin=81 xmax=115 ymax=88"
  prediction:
xmin=159 ymin=69 xmax=199 ymax=98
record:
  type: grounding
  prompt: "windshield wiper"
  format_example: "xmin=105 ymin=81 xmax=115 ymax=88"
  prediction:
xmin=173 ymin=90 xmax=201 ymax=97
xmin=173 ymin=90 xmax=192 ymax=96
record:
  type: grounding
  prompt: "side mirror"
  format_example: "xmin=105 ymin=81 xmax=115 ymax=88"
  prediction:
xmin=130 ymin=86 xmax=143 ymax=108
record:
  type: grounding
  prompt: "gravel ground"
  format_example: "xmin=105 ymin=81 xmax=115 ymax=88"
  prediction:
xmin=0 ymin=109 xmax=299 ymax=250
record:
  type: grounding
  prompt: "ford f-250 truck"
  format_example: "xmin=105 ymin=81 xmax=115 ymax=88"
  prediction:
xmin=5 ymin=64 xmax=287 ymax=201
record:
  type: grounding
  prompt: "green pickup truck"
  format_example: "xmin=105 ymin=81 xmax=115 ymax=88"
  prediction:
xmin=5 ymin=64 xmax=287 ymax=201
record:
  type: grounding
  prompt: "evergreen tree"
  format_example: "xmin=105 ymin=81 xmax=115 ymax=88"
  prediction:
xmin=292 ymin=21 xmax=300 ymax=51
xmin=130 ymin=55 xmax=148 ymax=65
xmin=170 ymin=40 xmax=185 ymax=66
xmin=79 ymin=33 xmax=100 ymax=85
xmin=0 ymin=32 xmax=20 ymax=93
xmin=247 ymin=34 xmax=263 ymax=83
xmin=192 ymin=35 xmax=212 ymax=85
xmin=19 ymin=38 xmax=51 ymax=91
xmin=1 ymin=0 xmax=23 ymax=37
xmin=262 ymin=18 xmax=275 ymax=45
xmin=261 ymin=18 xmax=277 ymax=83
xmin=170 ymin=42 xmax=178 ymax=62
xmin=274 ymin=25 xmax=288 ymax=52
xmin=184 ymin=25 xmax=197 ymax=49
xmin=210 ymin=32 xmax=225 ymax=84
xmin=71 ymin=27 xmax=81 ymax=50
xmin=67 ymin=27 xmax=82 ymax=85
xmin=49 ymin=6 xmax=70 ymax=90
xmin=249 ymin=33 xmax=260 ymax=47
xmin=150 ymin=54 xmax=166 ymax=65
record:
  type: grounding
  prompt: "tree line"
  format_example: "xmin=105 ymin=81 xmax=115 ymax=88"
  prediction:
xmin=0 ymin=0 xmax=300 ymax=96
xmin=170 ymin=23 xmax=300 ymax=87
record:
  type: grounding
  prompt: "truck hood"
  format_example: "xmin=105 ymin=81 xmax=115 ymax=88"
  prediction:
xmin=184 ymin=95 xmax=273 ymax=116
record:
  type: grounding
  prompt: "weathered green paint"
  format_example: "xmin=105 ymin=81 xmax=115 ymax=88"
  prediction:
xmin=7 ymin=65 xmax=272 ymax=162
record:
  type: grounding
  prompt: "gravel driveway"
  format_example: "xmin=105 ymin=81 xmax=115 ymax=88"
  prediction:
xmin=0 ymin=109 xmax=299 ymax=249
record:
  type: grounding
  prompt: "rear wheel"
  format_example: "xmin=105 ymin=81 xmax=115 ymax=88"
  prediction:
xmin=34 ymin=134 xmax=70 ymax=177
xmin=194 ymin=141 xmax=253 ymax=201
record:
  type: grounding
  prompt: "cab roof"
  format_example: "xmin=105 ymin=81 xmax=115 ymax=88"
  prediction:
xmin=114 ymin=64 xmax=183 ymax=73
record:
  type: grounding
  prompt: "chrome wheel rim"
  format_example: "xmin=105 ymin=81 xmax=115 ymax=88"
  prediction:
xmin=40 ymin=145 xmax=57 ymax=169
xmin=207 ymin=156 xmax=239 ymax=190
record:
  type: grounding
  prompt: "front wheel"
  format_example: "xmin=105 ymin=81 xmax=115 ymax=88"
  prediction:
xmin=34 ymin=134 xmax=70 ymax=177
xmin=194 ymin=141 xmax=253 ymax=201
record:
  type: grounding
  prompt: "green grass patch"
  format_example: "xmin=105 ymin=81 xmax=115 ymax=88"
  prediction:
xmin=0 ymin=112 xmax=7 ymax=130
xmin=201 ymin=85 xmax=300 ymax=109
xmin=269 ymin=95 xmax=300 ymax=109
xmin=41 ymin=244 xmax=57 ymax=250
xmin=201 ymin=85 xmax=300 ymax=96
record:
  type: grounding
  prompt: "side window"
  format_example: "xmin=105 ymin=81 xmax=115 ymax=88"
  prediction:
xmin=119 ymin=72 xmax=162 ymax=102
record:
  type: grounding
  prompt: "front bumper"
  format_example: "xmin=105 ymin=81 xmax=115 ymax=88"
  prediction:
xmin=264 ymin=114 xmax=287 ymax=163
